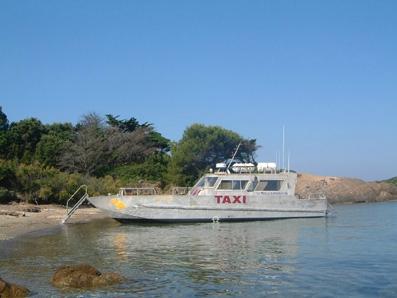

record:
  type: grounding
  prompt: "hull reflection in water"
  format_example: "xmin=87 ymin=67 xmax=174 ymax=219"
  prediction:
xmin=97 ymin=220 xmax=302 ymax=277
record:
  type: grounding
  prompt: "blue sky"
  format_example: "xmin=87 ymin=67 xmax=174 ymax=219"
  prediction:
xmin=0 ymin=0 xmax=396 ymax=180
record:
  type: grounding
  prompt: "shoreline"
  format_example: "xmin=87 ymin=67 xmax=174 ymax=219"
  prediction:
xmin=0 ymin=203 xmax=108 ymax=241
xmin=2 ymin=199 xmax=397 ymax=242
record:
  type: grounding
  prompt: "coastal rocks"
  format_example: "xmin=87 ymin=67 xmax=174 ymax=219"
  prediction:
xmin=0 ymin=205 xmax=40 ymax=217
xmin=0 ymin=277 xmax=30 ymax=298
xmin=296 ymin=173 xmax=397 ymax=204
xmin=0 ymin=210 xmax=25 ymax=217
xmin=21 ymin=206 xmax=41 ymax=213
xmin=51 ymin=264 xmax=124 ymax=289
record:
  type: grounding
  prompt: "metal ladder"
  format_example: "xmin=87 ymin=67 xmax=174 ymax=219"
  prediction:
xmin=62 ymin=185 xmax=89 ymax=224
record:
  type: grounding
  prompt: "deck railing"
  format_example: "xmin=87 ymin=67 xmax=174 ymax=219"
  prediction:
xmin=171 ymin=187 xmax=192 ymax=195
xmin=307 ymin=193 xmax=326 ymax=200
xmin=119 ymin=187 xmax=158 ymax=196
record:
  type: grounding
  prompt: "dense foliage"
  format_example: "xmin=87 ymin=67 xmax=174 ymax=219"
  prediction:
xmin=0 ymin=107 xmax=258 ymax=204
xmin=167 ymin=124 xmax=258 ymax=186
xmin=0 ymin=159 xmax=124 ymax=204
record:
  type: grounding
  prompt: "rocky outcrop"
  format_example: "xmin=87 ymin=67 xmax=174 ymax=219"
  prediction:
xmin=51 ymin=264 xmax=124 ymax=289
xmin=296 ymin=173 xmax=397 ymax=204
xmin=0 ymin=204 xmax=40 ymax=217
xmin=0 ymin=277 xmax=30 ymax=298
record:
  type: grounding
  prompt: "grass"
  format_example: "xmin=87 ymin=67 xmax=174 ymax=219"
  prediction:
xmin=384 ymin=177 xmax=397 ymax=185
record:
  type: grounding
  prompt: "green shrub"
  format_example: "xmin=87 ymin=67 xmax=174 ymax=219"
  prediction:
xmin=0 ymin=187 xmax=17 ymax=204
xmin=109 ymin=153 xmax=169 ymax=187
xmin=0 ymin=159 xmax=17 ymax=189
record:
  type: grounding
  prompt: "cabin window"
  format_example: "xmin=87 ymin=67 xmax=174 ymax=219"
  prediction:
xmin=205 ymin=177 xmax=218 ymax=187
xmin=194 ymin=176 xmax=218 ymax=188
xmin=255 ymin=180 xmax=282 ymax=191
xmin=217 ymin=180 xmax=248 ymax=190
xmin=195 ymin=177 xmax=205 ymax=188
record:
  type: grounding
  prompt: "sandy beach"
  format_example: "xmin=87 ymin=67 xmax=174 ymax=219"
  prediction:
xmin=0 ymin=203 xmax=107 ymax=241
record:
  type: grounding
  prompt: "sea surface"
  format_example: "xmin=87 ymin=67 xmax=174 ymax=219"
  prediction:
xmin=1 ymin=201 xmax=397 ymax=297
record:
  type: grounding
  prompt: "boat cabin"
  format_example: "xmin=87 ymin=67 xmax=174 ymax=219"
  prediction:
xmin=191 ymin=172 xmax=296 ymax=196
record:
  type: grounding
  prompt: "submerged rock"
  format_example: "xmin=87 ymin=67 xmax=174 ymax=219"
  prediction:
xmin=51 ymin=264 xmax=124 ymax=289
xmin=0 ymin=277 xmax=30 ymax=298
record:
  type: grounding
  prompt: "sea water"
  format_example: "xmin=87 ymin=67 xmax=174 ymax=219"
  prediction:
xmin=0 ymin=201 xmax=397 ymax=297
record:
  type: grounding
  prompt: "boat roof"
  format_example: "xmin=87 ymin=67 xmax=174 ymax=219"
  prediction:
xmin=203 ymin=171 xmax=296 ymax=179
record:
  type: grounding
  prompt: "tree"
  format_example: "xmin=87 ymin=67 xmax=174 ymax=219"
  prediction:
xmin=0 ymin=107 xmax=9 ymax=158
xmin=6 ymin=118 xmax=46 ymax=163
xmin=0 ymin=159 xmax=17 ymax=189
xmin=35 ymin=123 xmax=74 ymax=167
xmin=59 ymin=113 xmax=165 ymax=176
xmin=105 ymin=114 xmax=150 ymax=132
xmin=59 ymin=113 xmax=109 ymax=176
xmin=167 ymin=124 xmax=258 ymax=186
xmin=106 ymin=114 xmax=170 ymax=152
xmin=0 ymin=107 xmax=9 ymax=131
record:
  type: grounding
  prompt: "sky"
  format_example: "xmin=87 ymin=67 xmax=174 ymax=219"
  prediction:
xmin=0 ymin=0 xmax=396 ymax=181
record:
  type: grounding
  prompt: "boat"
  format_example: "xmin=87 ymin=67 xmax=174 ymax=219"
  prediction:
xmin=76 ymin=159 xmax=328 ymax=223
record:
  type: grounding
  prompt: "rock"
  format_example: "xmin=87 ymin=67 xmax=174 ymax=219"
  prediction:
xmin=0 ymin=277 xmax=30 ymax=298
xmin=21 ymin=206 xmax=41 ymax=213
xmin=0 ymin=210 xmax=24 ymax=217
xmin=51 ymin=264 xmax=124 ymax=289
xmin=92 ymin=272 xmax=125 ymax=287
xmin=296 ymin=173 xmax=397 ymax=204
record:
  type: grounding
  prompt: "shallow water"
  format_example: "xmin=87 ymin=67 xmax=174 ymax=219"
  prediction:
xmin=1 ymin=201 xmax=397 ymax=297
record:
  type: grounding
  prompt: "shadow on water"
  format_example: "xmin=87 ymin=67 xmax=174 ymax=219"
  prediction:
xmin=1 ymin=202 xmax=397 ymax=297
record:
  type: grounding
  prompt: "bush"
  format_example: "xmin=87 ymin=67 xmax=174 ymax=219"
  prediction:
xmin=0 ymin=159 xmax=17 ymax=190
xmin=0 ymin=187 xmax=17 ymax=204
xmin=14 ymin=162 xmax=84 ymax=204
xmin=1 ymin=155 xmax=168 ymax=205
xmin=82 ymin=175 xmax=121 ymax=197
xmin=108 ymin=153 xmax=169 ymax=187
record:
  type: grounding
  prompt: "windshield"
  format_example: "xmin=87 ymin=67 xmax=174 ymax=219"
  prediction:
xmin=194 ymin=176 xmax=219 ymax=188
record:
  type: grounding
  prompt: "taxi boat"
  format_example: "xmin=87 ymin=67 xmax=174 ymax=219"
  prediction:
xmin=79 ymin=161 xmax=328 ymax=223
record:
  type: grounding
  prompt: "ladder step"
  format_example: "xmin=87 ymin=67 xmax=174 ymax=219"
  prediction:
xmin=62 ymin=185 xmax=89 ymax=224
xmin=67 ymin=194 xmax=88 ymax=216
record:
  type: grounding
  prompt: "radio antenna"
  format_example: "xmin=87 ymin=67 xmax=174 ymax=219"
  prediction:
xmin=226 ymin=142 xmax=241 ymax=172
xmin=287 ymin=151 xmax=290 ymax=173
xmin=282 ymin=125 xmax=285 ymax=172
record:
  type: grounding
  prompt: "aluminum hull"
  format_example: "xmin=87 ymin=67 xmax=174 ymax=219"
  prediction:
xmin=88 ymin=194 xmax=328 ymax=222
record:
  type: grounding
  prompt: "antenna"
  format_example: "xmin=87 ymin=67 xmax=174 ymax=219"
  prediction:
xmin=287 ymin=151 xmax=290 ymax=173
xmin=282 ymin=125 xmax=285 ymax=172
xmin=226 ymin=142 xmax=241 ymax=172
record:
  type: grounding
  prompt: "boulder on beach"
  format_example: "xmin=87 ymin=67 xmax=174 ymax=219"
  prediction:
xmin=0 ymin=277 xmax=30 ymax=298
xmin=51 ymin=264 xmax=124 ymax=289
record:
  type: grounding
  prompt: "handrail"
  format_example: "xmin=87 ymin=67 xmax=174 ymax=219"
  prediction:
xmin=172 ymin=187 xmax=191 ymax=195
xmin=119 ymin=187 xmax=157 ymax=196
xmin=66 ymin=185 xmax=88 ymax=213
xmin=307 ymin=193 xmax=326 ymax=200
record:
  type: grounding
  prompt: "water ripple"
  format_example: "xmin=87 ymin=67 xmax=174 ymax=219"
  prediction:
xmin=1 ymin=202 xmax=397 ymax=297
